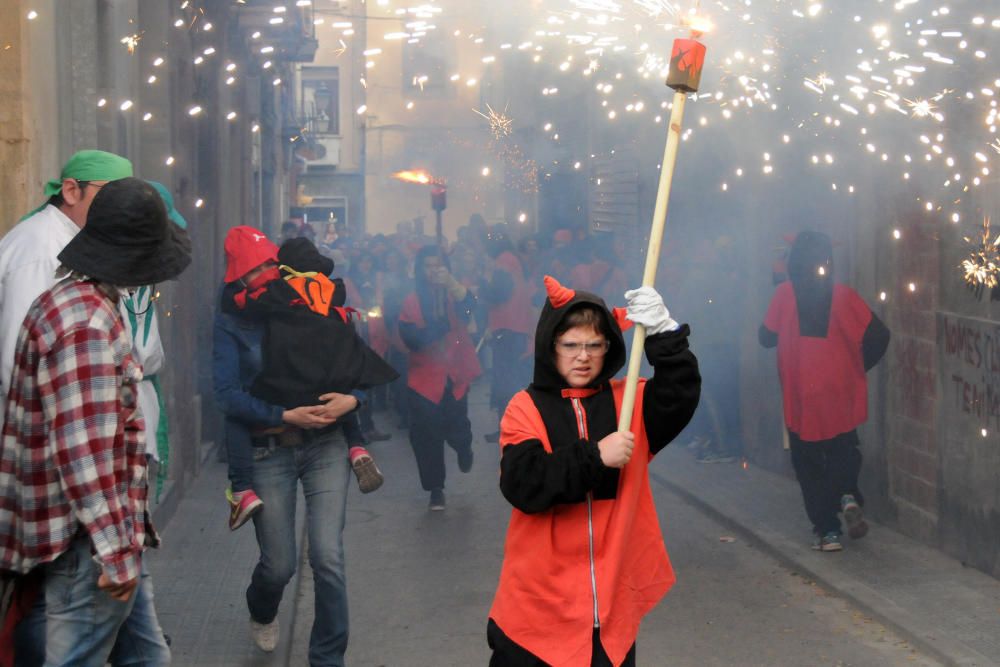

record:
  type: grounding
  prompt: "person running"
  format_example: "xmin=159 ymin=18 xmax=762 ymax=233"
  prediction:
xmin=398 ymin=245 xmax=481 ymax=510
xmin=488 ymin=276 xmax=701 ymax=666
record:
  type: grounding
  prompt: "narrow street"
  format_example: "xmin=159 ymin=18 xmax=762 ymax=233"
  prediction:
xmin=286 ymin=385 xmax=940 ymax=667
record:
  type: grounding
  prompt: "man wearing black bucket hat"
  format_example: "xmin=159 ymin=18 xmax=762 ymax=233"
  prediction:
xmin=0 ymin=178 xmax=190 ymax=666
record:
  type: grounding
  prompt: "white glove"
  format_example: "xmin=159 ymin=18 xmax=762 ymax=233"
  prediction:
xmin=624 ymin=286 xmax=679 ymax=335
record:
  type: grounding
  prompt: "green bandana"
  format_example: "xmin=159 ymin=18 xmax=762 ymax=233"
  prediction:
xmin=21 ymin=149 xmax=134 ymax=221
xmin=148 ymin=181 xmax=188 ymax=229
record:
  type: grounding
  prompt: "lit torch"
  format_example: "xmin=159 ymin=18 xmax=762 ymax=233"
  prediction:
xmin=392 ymin=169 xmax=448 ymax=246
xmin=618 ymin=12 xmax=710 ymax=433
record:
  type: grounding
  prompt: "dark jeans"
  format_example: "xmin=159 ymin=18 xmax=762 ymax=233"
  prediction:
xmin=487 ymin=619 xmax=636 ymax=667
xmin=407 ymin=386 xmax=472 ymax=491
xmin=789 ymin=430 xmax=864 ymax=536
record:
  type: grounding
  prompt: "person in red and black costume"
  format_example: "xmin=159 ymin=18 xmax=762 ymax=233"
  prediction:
xmin=759 ymin=231 xmax=890 ymax=552
xmin=488 ymin=276 xmax=700 ymax=667
xmin=398 ymin=245 xmax=482 ymax=510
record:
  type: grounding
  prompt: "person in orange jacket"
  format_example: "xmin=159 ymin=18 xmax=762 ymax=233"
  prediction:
xmin=488 ymin=276 xmax=701 ymax=666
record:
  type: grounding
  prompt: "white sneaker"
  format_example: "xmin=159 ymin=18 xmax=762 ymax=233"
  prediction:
xmin=250 ymin=618 xmax=279 ymax=652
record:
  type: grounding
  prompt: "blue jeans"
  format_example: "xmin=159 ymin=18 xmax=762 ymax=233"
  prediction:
xmin=225 ymin=418 xmax=256 ymax=492
xmin=22 ymin=534 xmax=170 ymax=667
xmin=247 ymin=432 xmax=350 ymax=667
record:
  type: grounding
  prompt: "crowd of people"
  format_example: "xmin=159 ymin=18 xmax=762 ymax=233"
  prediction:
xmin=0 ymin=148 xmax=889 ymax=667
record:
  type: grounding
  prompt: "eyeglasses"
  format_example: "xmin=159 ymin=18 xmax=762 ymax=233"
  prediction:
xmin=75 ymin=180 xmax=106 ymax=191
xmin=555 ymin=340 xmax=610 ymax=358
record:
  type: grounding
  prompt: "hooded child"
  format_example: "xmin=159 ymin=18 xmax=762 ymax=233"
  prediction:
xmin=759 ymin=230 xmax=890 ymax=552
xmin=488 ymin=276 xmax=701 ymax=667
xmin=223 ymin=232 xmax=398 ymax=514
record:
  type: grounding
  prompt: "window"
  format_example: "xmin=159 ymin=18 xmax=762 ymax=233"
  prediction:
xmin=300 ymin=67 xmax=340 ymax=135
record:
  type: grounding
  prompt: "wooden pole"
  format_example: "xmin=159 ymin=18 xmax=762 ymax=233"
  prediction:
xmin=617 ymin=90 xmax=689 ymax=432
xmin=616 ymin=33 xmax=706 ymax=432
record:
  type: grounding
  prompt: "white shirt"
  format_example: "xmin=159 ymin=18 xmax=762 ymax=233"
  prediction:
xmin=0 ymin=207 xmax=166 ymax=460
xmin=120 ymin=287 xmax=166 ymax=460
xmin=0 ymin=205 xmax=80 ymax=416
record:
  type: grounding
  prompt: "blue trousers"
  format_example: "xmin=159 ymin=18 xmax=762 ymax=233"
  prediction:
xmin=14 ymin=534 xmax=170 ymax=667
xmin=247 ymin=432 xmax=350 ymax=667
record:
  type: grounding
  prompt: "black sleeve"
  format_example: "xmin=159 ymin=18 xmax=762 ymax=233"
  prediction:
xmin=499 ymin=438 xmax=606 ymax=514
xmin=642 ymin=324 xmax=702 ymax=455
xmin=759 ymin=324 xmax=778 ymax=348
xmin=862 ymin=311 xmax=890 ymax=371
xmin=480 ymin=269 xmax=515 ymax=305
xmin=398 ymin=318 xmax=450 ymax=351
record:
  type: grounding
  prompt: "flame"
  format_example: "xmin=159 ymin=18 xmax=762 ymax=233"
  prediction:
xmin=392 ymin=169 xmax=436 ymax=185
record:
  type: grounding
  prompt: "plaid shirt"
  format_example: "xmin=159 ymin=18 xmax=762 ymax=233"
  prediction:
xmin=0 ymin=277 xmax=157 ymax=584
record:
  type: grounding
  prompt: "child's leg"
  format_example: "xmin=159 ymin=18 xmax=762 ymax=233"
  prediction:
xmin=225 ymin=421 xmax=263 ymax=530
xmin=226 ymin=421 xmax=256 ymax=493
xmin=344 ymin=416 xmax=384 ymax=493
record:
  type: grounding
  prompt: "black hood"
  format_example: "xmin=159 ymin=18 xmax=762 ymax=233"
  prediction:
xmin=787 ymin=230 xmax=834 ymax=337
xmin=531 ymin=277 xmax=627 ymax=393
xmin=279 ymin=237 xmax=335 ymax=276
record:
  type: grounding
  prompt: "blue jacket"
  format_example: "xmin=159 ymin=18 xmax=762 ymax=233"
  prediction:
xmin=212 ymin=308 xmax=285 ymax=428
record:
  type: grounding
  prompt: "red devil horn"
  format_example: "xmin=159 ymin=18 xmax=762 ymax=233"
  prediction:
xmin=544 ymin=275 xmax=576 ymax=309
xmin=611 ymin=307 xmax=634 ymax=332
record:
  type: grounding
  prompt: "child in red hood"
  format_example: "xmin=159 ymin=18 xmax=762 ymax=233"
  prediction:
xmin=488 ymin=276 xmax=701 ymax=667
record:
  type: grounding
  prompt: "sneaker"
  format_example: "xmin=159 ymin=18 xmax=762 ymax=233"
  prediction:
xmin=227 ymin=488 xmax=263 ymax=531
xmin=841 ymin=494 xmax=869 ymax=540
xmin=352 ymin=454 xmax=385 ymax=494
xmin=250 ymin=618 xmax=279 ymax=652
xmin=457 ymin=445 xmax=474 ymax=473
xmin=818 ymin=531 xmax=843 ymax=552
xmin=429 ymin=488 xmax=446 ymax=511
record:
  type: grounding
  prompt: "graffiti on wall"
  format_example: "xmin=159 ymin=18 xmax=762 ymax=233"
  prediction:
xmin=939 ymin=312 xmax=1000 ymax=433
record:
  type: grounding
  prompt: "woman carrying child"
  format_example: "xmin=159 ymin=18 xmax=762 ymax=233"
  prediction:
xmin=212 ymin=226 xmax=382 ymax=660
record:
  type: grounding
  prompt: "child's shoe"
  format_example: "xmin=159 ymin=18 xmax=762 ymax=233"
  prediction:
xmin=350 ymin=446 xmax=384 ymax=493
xmin=227 ymin=487 xmax=264 ymax=531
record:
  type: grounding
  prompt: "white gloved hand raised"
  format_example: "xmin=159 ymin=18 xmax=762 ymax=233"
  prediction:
xmin=624 ymin=286 xmax=679 ymax=336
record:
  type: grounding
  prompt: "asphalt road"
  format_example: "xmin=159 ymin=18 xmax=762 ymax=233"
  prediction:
xmin=288 ymin=392 xmax=939 ymax=667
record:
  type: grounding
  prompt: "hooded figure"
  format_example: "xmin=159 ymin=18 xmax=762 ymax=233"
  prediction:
xmin=225 ymin=236 xmax=398 ymax=409
xmin=488 ymin=277 xmax=700 ymax=667
xmin=760 ymin=230 xmax=890 ymax=551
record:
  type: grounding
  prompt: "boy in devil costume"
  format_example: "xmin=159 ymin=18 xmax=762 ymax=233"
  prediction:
xmin=488 ymin=276 xmax=700 ymax=666
xmin=759 ymin=231 xmax=890 ymax=552
xmin=224 ymin=236 xmax=398 ymax=521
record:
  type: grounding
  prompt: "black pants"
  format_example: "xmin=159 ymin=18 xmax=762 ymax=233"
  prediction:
xmin=490 ymin=330 xmax=531 ymax=414
xmin=407 ymin=386 xmax=472 ymax=491
xmin=487 ymin=619 xmax=636 ymax=667
xmin=788 ymin=430 xmax=864 ymax=536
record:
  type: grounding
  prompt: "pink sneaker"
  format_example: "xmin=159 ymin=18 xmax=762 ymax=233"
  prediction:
xmin=228 ymin=488 xmax=263 ymax=530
